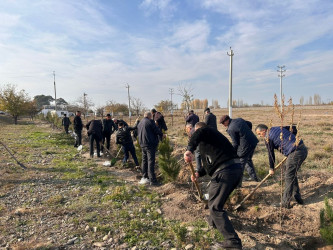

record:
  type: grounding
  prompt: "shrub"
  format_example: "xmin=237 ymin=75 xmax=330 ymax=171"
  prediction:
xmin=158 ymin=136 xmax=181 ymax=182
xmin=320 ymin=197 xmax=333 ymax=244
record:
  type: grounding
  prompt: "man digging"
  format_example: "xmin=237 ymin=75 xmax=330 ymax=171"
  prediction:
xmin=184 ymin=122 xmax=243 ymax=249
xmin=255 ymin=124 xmax=308 ymax=208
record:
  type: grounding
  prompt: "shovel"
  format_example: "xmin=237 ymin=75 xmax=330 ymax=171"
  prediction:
xmin=0 ymin=141 xmax=27 ymax=169
xmin=188 ymin=162 xmax=208 ymax=205
xmin=111 ymin=147 xmax=122 ymax=166
xmin=234 ymin=156 xmax=288 ymax=210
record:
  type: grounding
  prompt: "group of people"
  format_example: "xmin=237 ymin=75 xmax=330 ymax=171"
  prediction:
xmin=63 ymin=109 xmax=168 ymax=186
xmin=63 ymin=108 xmax=308 ymax=250
xmin=183 ymin=109 xmax=307 ymax=249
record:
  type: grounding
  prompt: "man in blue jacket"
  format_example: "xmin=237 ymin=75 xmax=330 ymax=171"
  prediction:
xmin=220 ymin=115 xmax=259 ymax=186
xmin=185 ymin=110 xmax=199 ymax=127
xmin=137 ymin=111 xmax=164 ymax=185
xmin=255 ymin=124 xmax=308 ymax=208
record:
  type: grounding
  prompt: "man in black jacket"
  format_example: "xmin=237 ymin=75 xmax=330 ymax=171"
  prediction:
xmin=116 ymin=121 xmax=139 ymax=167
xmin=185 ymin=110 xmax=199 ymax=127
xmin=151 ymin=108 xmax=167 ymax=141
xmin=86 ymin=118 xmax=103 ymax=158
xmin=101 ymin=114 xmax=116 ymax=153
xmin=62 ymin=114 xmax=71 ymax=134
xmin=137 ymin=111 xmax=163 ymax=185
xmin=73 ymin=111 xmax=83 ymax=147
xmin=220 ymin=115 xmax=259 ymax=185
xmin=113 ymin=118 xmax=128 ymax=130
xmin=184 ymin=122 xmax=242 ymax=249
xmin=204 ymin=108 xmax=217 ymax=130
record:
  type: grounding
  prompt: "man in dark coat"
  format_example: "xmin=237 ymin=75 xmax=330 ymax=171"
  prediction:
xmin=86 ymin=118 xmax=103 ymax=158
xmin=62 ymin=114 xmax=71 ymax=134
xmin=101 ymin=114 xmax=116 ymax=153
xmin=113 ymin=118 xmax=128 ymax=130
xmin=184 ymin=122 xmax=242 ymax=249
xmin=137 ymin=111 xmax=163 ymax=185
xmin=116 ymin=121 xmax=139 ymax=167
xmin=255 ymin=124 xmax=308 ymax=208
xmin=185 ymin=110 xmax=199 ymax=127
xmin=151 ymin=108 xmax=167 ymax=141
xmin=73 ymin=111 xmax=83 ymax=147
xmin=220 ymin=115 xmax=259 ymax=185
xmin=204 ymin=108 xmax=217 ymax=130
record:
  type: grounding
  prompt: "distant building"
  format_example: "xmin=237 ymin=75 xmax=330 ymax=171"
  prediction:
xmin=40 ymin=105 xmax=72 ymax=117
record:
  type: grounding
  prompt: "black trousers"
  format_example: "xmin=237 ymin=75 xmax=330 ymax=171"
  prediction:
xmin=283 ymin=144 xmax=308 ymax=205
xmin=207 ymin=164 xmax=242 ymax=248
xmin=64 ymin=125 xmax=69 ymax=134
xmin=74 ymin=130 xmax=82 ymax=147
xmin=141 ymin=146 xmax=157 ymax=182
xmin=122 ymin=143 xmax=139 ymax=166
xmin=89 ymin=134 xmax=101 ymax=157
xmin=101 ymin=131 xmax=111 ymax=152
xmin=238 ymin=147 xmax=258 ymax=186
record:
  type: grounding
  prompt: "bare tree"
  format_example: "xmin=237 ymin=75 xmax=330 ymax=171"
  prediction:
xmin=300 ymin=96 xmax=304 ymax=105
xmin=313 ymin=94 xmax=321 ymax=105
xmin=178 ymin=83 xmax=193 ymax=113
xmin=131 ymin=97 xmax=146 ymax=116
xmin=75 ymin=93 xmax=94 ymax=118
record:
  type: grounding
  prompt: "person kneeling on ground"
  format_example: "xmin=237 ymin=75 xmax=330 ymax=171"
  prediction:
xmin=115 ymin=121 xmax=140 ymax=168
xmin=184 ymin=122 xmax=243 ymax=249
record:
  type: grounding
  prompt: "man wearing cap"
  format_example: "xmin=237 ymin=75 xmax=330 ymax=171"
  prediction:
xmin=185 ymin=110 xmax=200 ymax=127
xmin=220 ymin=115 xmax=259 ymax=185
xmin=184 ymin=122 xmax=242 ymax=249
xmin=204 ymin=108 xmax=217 ymax=130
xmin=255 ymin=124 xmax=308 ymax=208
xmin=101 ymin=114 xmax=117 ymax=153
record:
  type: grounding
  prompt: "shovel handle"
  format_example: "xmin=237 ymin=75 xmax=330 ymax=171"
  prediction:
xmin=234 ymin=156 xmax=288 ymax=210
xmin=188 ymin=162 xmax=205 ymax=201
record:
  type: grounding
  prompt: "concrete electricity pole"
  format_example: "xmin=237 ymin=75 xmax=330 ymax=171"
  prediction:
xmin=83 ymin=92 xmax=87 ymax=117
xmin=277 ymin=65 xmax=286 ymax=112
xmin=227 ymin=47 xmax=234 ymax=118
xmin=53 ymin=71 xmax=57 ymax=112
xmin=169 ymin=88 xmax=174 ymax=126
xmin=125 ymin=83 xmax=131 ymax=125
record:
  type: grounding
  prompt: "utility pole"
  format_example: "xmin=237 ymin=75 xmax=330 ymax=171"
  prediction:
xmin=53 ymin=71 xmax=57 ymax=112
xmin=169 ymin=88 xmax=174 ymax=126
xmin=277 ymin=65 xmax=286 ymax=112
xmin=227 ymin=47 xmax=234 ymax=118
xmin=125 ymin=83 xmax=131 ymax=125
xmin=83 ymin=92 xmax=87 ymax=117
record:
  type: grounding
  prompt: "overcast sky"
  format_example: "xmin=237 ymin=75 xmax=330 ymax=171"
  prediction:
xmin=1 ymin=0 xmax=332 ymax=109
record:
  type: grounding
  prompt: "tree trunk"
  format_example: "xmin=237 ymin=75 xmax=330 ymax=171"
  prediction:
xmin=14 ymin=115 xmax=18 ymax=125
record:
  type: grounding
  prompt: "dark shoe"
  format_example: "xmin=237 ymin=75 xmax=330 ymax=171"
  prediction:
xmin=295 ymin=196 xmax=304 ymax=205
xmin=150 ymin=181 xmax=161 ymax=186
xmin=74 ymin=145 xmax=78 ymax=148
xmin=212 ymin=241 xmax=242 ymax=249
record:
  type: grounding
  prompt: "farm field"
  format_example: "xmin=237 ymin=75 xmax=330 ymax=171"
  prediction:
xmin=0 ymin=105 xmax=333 ymax=249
